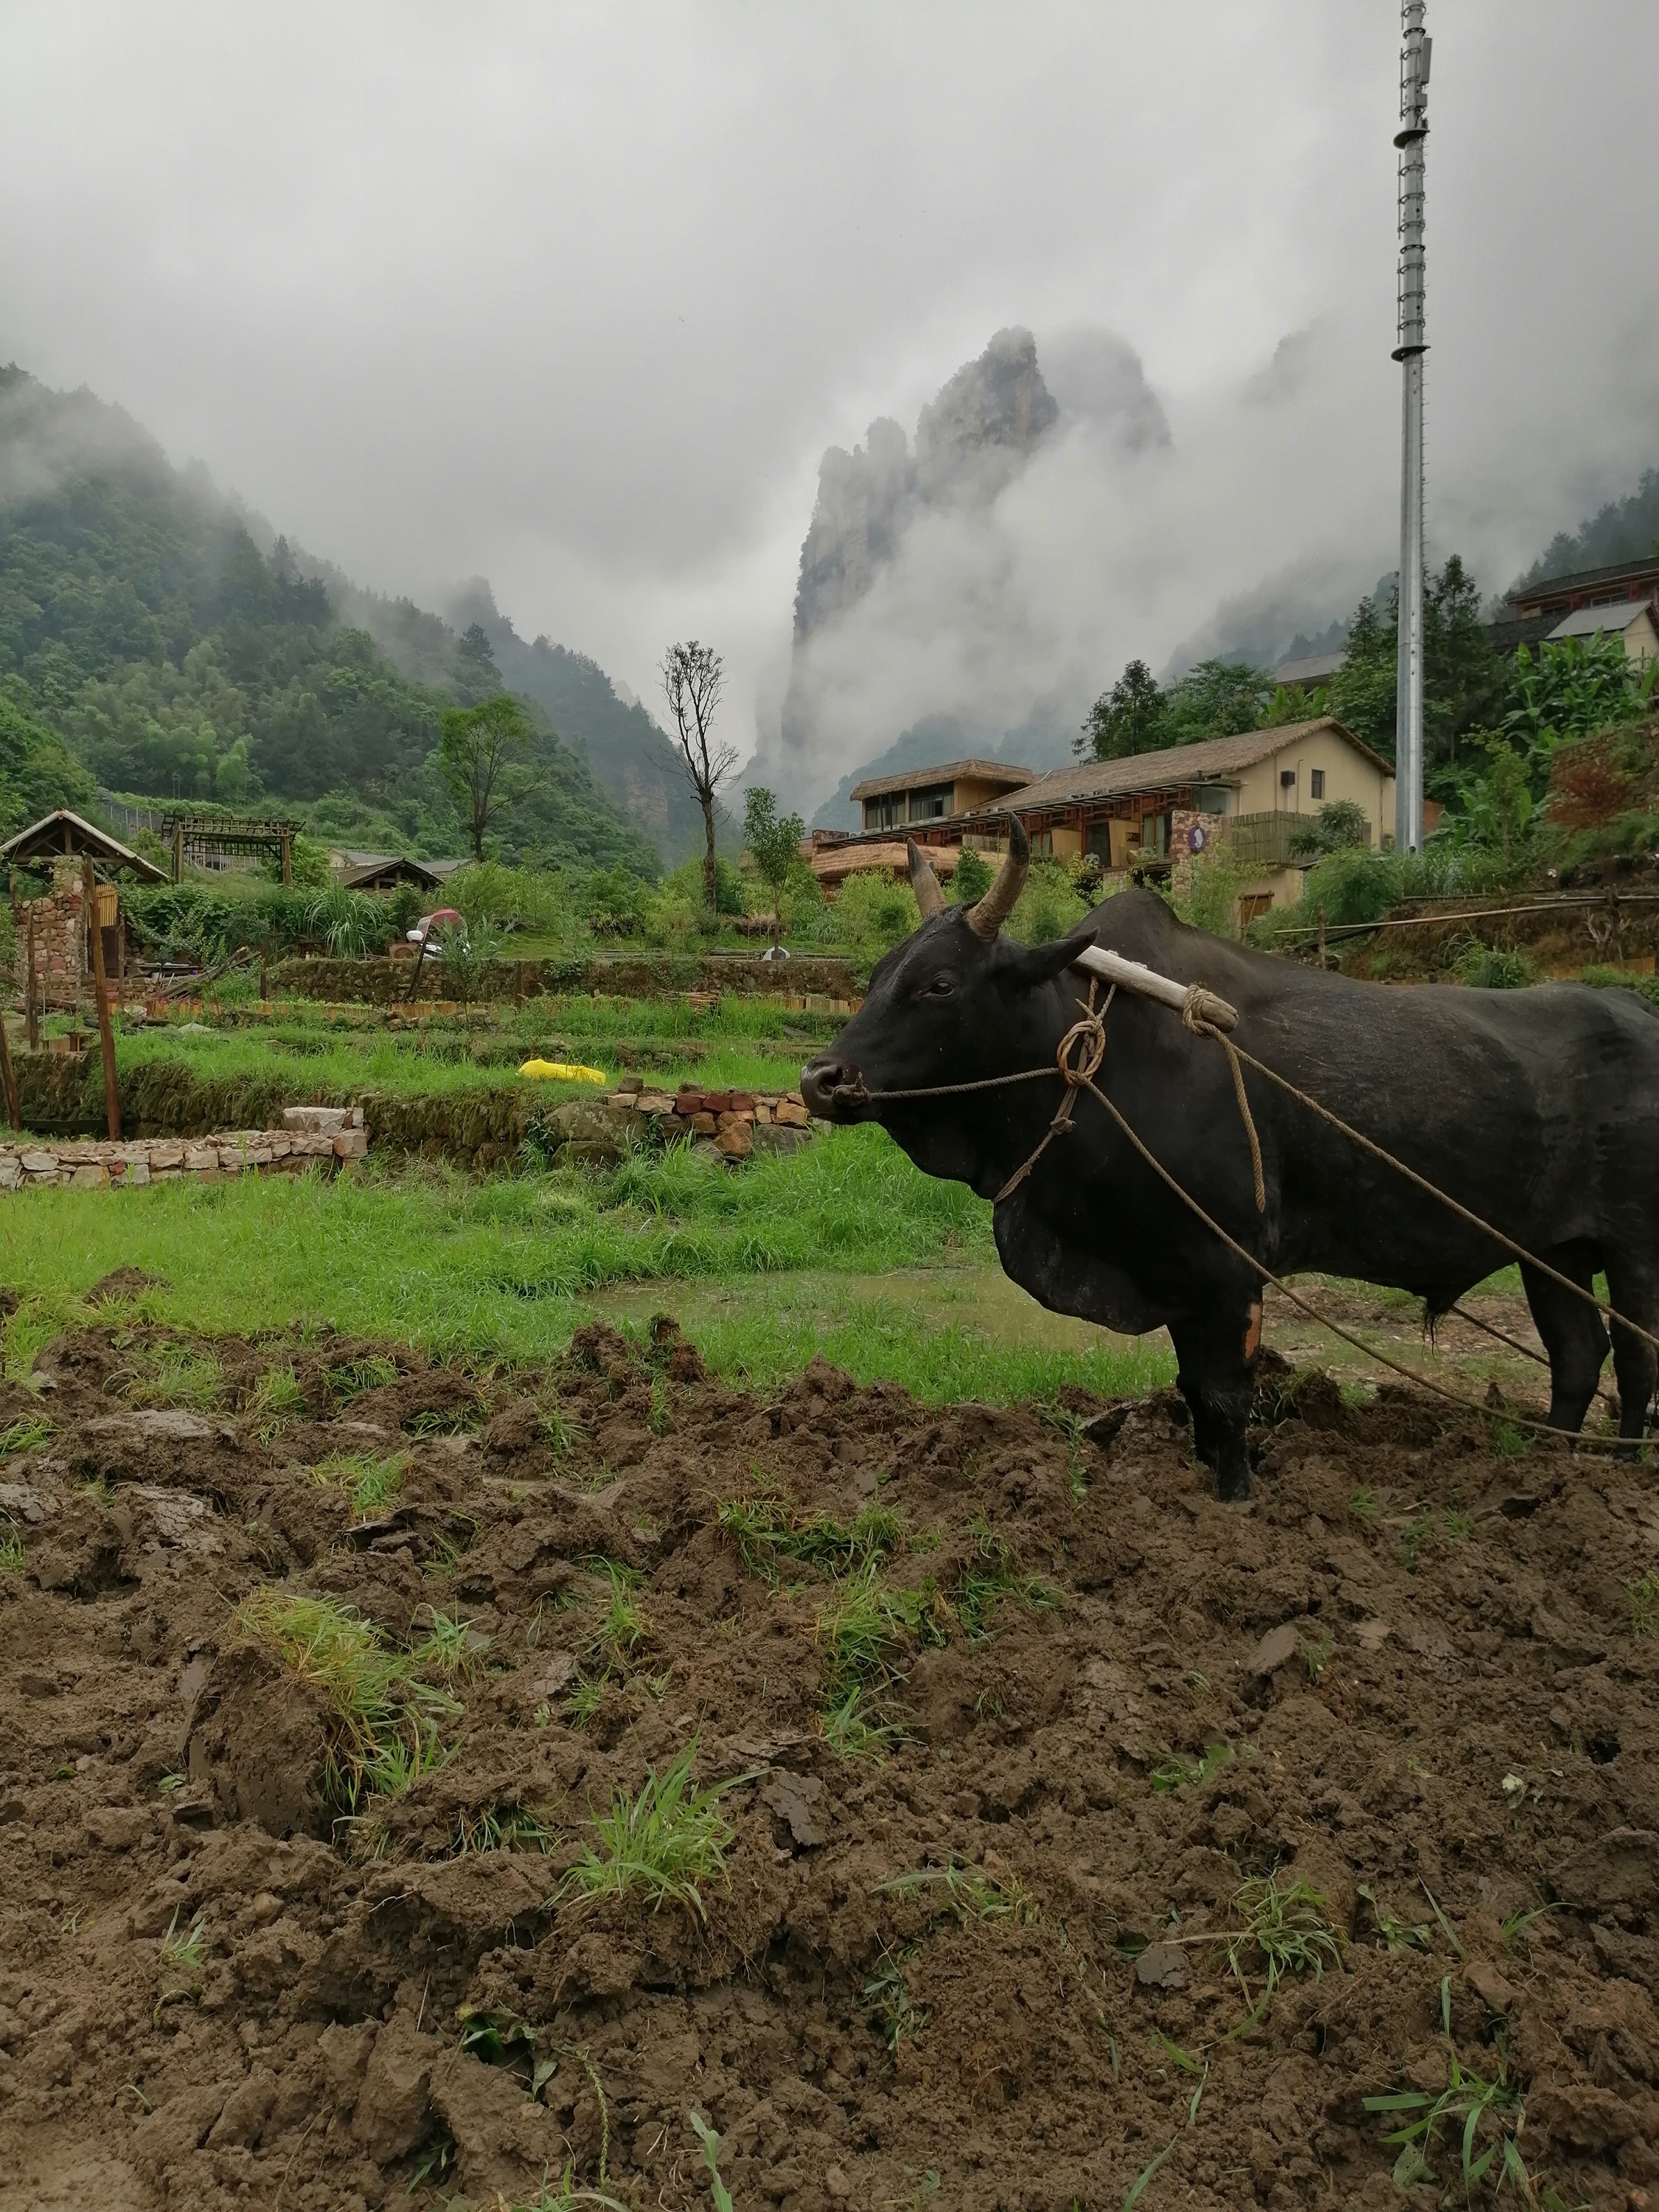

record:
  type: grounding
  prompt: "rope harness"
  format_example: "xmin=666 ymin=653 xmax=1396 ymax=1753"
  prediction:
xmin=858 ymin=969 xmax=1659 ymax=1452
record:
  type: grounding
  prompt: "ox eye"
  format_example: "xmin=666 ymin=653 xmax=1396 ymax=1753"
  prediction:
xmin=921 ymin=973 xmax=955 ymax=998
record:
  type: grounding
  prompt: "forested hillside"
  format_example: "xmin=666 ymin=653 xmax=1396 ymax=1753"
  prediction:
xmin=0 ymin=365 xmax=660 ymax=871
xmin=1512 ymin=467 xmax=1659 ymax=594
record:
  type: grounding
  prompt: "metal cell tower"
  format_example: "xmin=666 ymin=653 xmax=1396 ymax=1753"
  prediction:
xmin=1393 ymin=1 xmax=1430 ymax=852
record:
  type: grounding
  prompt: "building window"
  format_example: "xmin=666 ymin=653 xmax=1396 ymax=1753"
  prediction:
xmin=1138 ymin=813 xmax=1170 ymax=858
xmin=1310 ymin=769 xmax=1325 ymax=800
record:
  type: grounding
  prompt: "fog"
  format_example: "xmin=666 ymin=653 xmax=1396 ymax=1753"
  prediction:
xmin=3 ymin=1 xmax=1656 ymax=799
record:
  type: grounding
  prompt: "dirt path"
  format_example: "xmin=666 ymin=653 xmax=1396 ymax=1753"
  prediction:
xmin=1 ymin=1299 xmax=1656 ymax=2210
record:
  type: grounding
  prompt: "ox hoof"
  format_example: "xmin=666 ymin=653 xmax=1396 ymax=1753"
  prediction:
xmin=1215 ymin=1470 xmax=1253 ymax=1504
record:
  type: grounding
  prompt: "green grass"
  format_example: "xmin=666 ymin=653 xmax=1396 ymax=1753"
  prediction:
xmin=108 ymin=991 xmax=830 ymax=1102
xmin=875 ymin=1863 xmax=1039 ymax=1925
xmin=1630 ymin=1571 xmax=1659 ymax=1636
xmin=0 ymin=1528 xmax=24 ymax=1571
xmin=1223 ymin=1875 xmax=1341 ymax=2014
xmin=560 ymin=1740 xmax=741 ymax=1919
xmin=122 ymin=1338 xmax=223 ymax=1409
xmin=309 ymin=1450 xmax=408 ymax=1519
xmin=0 ymin=1414 xmax=52 ymax=1456
xmin=159 ymin=1907 xmax=209 ymax=1974
xmin=716 ymin=1495 xmax=907 ymax=1583
xmin=952 ymin=1518 xmax=1060 ymax=1640
xmin=0 ymin=1129 xmax=1173 ymax=1402
xmin=234 ymin=1589 xmax=453 ymax=1811
xmin=1150 ymin=1742 xmax=1239 ymax=1792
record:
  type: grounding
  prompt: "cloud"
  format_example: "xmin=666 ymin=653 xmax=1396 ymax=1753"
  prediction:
xmin=0 ymin=0 xmax=1653 ymax=787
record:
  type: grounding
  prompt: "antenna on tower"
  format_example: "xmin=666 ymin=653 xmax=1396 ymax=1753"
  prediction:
xmin=1392 ymin=2 xmax=1430 ymax=852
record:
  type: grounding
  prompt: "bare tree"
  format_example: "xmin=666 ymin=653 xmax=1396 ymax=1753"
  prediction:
xmin=661 ymin=641 xmax=735 ymax=914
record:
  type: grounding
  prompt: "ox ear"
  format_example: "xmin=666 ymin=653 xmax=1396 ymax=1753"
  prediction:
xmin=1001 ymin=915 xmax=1099 ymax=988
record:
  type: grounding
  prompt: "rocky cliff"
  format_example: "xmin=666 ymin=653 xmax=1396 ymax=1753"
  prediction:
xmin=790 ymin=327 xmax=1059 ymax=652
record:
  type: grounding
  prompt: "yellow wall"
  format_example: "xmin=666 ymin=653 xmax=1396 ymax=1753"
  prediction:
xmin=1622 ymin=611 xmax=1658 ymax=665
xmin=1233 ymin=731 xmax=1394 ymax=849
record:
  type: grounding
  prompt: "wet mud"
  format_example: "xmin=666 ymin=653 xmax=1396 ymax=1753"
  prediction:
xmin=1 ymin=1301 xmax=1658 ymax=2210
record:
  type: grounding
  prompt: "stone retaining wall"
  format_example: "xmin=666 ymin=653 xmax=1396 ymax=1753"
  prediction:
xmin=0 ymin=1107 xmax=367 ymax=1192
xmin=268 ymin=950 xmax=860 ymax=1006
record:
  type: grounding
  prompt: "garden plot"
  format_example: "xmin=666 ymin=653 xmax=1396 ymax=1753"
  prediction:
xmin=1 ymin=1304 xmax=1656 ymax=2211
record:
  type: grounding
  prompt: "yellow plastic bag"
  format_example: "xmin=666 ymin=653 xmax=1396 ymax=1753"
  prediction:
xmin=518 ymin=1059 xmax=608 ymax=1085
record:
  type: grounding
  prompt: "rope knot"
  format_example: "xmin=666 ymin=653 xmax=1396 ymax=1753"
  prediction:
xmin=1182 ymin=982 xmax=1234 ymax=1035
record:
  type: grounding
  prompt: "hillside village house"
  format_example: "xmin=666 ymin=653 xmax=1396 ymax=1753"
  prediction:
xmin=808 ymin=717 xmax=1396 ymax=922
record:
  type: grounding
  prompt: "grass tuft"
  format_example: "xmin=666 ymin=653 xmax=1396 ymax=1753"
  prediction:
xmin=876 ymin=1863 xmax=1038 ymax=1925
xmin=1364 ymin=2051 xmax=1540 ymax=2201
xmin=716 ymin=1492 xmax=905 ymax=1584
xmin=124 ymin=1339 xmax=223 ymax=1409
xmin=1150 ymin=1742 xmax=1239 ymax=1792
xmin=309 ymin=1450 xmax=408 ymax=1519
xmin=0 ymin=1414 xmax=52 ymax=1456
xmin=951 ymin=1518 xmax=1060 ymax=1641
xmin=414 ymin=1609 xmax=492 ymax=1682
xmin=1630 ymin=1570 xmax=1659 ymax=1637
xmin=234 ymin=1587 xmax=453 ymax=1812
xmin=560 ymin=1739 xmax=742 ymax=1920
xmin=327 ymin=1354 xmax=402 ymax=1401
xmin=1223 ymin=1874 xmax=1341 ymax=2016
xmin=160 ymin=1907 xmax=208 ymax=1974
xmin=861 ymin=1957 xmax=929 ymax=2060
xmin=0 ymin=1526 xmax=22 ymax=1572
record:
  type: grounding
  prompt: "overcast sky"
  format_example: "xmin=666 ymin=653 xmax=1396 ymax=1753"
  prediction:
xmin=4 ymin=1 xmax=1657 ymax=769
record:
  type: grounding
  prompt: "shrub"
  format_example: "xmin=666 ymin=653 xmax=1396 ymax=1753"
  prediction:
xmin=1007 ymin=858 xmax=1087 ymax=945
xmin=835 ymin=871 xmax=920 ymax=970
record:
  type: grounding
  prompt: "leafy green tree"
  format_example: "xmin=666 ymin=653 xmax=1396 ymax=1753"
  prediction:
xmin=0 ymin=696 xmax=96 ymax=830
xmin=948 ymin=845 xmax=994 ymax=904
xmin=1287 ymin=799 xmax=1371 ymax=858
xmin=742 ymin=786 xmax=806 ymax=945
xmin=1329 ymin=557 xmax=1519 ymax=773
xmin=1078 ymin=659 xmax=1167 ymax=759
xmin=437 ymin=695 xmax=535 ymax=862
xmin=1161 ymin=659 xmax=1276 ymax=746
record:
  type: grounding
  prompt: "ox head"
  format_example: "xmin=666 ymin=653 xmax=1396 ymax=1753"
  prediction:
xmin=801 ymin=815 xmax=1095 ymax=1126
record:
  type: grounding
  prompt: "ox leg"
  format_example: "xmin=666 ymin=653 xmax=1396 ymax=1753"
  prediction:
xmin=1603 ymin=1256 xmax=1659 ymax=1447
xmin=1520 ymin=1251 xmax=1607 ymax=1435
xmin=1169 ymin=1307 xmax=1255 ymax=1503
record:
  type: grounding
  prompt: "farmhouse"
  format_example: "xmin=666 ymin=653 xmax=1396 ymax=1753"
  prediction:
xmin=848 ymin=757 xmax=1033 ymax=832
xmin=820 ymin=717 xmax=1396 ymax=917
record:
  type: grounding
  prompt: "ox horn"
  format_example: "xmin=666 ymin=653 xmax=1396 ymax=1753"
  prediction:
xmin=905 ymin=837 xmax=946 ymax=918
xmin=965 ymin=813 xmax=1029 ymax=940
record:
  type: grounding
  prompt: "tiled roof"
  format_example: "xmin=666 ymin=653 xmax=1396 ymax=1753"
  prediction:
xmin=849 ymin=758 xmax=1033 ymax=803
xmin=959 ymin=718 xmax=1390 ymax=816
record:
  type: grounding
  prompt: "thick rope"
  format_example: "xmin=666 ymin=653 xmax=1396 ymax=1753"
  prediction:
xmin=1183 ymin=985 xmax=1265 ymax=1214
xmin=1220 ymin=1033 xmax=1659 ymax=1362
xmin=992 ymin=985 xmax=1113 ymax=1203
xmin=1448 ymin=1300 xmax=1620 ymax=1414
xmin=856 ymin=964 xmax=1659 ymax=1365
xmin=1074 ymin=1069 xmax=1638 ymax=1454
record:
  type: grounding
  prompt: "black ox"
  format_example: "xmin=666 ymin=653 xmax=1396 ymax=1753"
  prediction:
xmin=801 ymin=823 xmax=1659 ymax=1498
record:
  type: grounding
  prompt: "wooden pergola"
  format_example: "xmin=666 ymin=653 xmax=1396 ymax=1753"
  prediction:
xmin=161 ymin=811 xmax=299 ymax=885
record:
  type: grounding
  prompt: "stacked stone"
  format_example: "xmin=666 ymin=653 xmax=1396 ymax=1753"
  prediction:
xmin=0 ymin=1106 xmax=369 ymax=1192
xmin=605 ymin=1079 xmax=819 ymax=1161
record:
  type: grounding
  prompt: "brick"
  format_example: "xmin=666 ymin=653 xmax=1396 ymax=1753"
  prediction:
xmin=182 ymin=1144 xmax=218 ymax=1172
xmin=20 ymin=1150 xmax=58 ymax=1175
xmin=69 ymin=1164 xmax=109 ymax=1190
xmin=714 ymin=1117 xmax=752 ymax=1160
xmin=774 ymin=1101 xmax=810 ymax=1127
xmin=728 ymin=1092 xmax=757 ymax=1113
xmin=333 ymin=1130 xmax=369 ymax=1159
xmin=125 ymin=1162 xmax=151 ymax=1186
xmin=689 ymin=1111 xmax=716 ymax=1135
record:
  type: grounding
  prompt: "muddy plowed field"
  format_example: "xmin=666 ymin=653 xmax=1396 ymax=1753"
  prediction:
xmin=2 ymin=1293 xmax=1658 ymax=2211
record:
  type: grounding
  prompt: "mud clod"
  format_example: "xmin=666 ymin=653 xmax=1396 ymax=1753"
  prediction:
xmin=1 ymin=1319 xmax=1658 ymax=2208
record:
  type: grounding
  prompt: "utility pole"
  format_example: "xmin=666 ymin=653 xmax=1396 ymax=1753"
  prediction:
xmin=1393 ymin=1 xmax=1430 ymax=853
